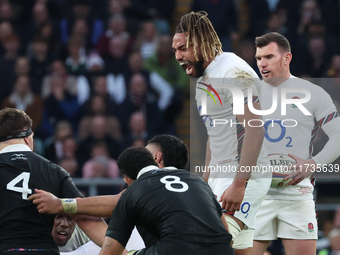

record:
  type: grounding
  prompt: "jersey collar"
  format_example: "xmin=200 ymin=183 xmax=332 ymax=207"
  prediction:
xmin=137 ymin=166 xmax=178 ymax=179
xmin=163 ymin=166 xmax=177 ymax=170
xmin=0 ymin=144 xmax=32 ymax=154
xmin=203 ymin=52 xmax=223 ymax=77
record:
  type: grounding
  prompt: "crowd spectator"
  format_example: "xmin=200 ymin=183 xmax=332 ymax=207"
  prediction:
xmin=321 ymin=55 xmax=340 ymax=102
xmin=59 ymin=157 xmax=79 ymax=178
xmin=78 ymin=95 xmax=121 ymax=141
xmin=0 ymin=21 xmax=14 ymax=54
xmin=192 ymin=0 xmax=238 ymax=52
xmin=143 ymin=35 xmax=188 ymax=92
xmin=126 ymin=51 xmax=173 ymax=112
xmin=21 ymin=2 xmax=55 ymax=55
xmin=44 ymin=120 xmax=74 ymax=163
xmin=82 ymin=142 xmax=119 ymax=179
xmin=29 ymin=35 xmax=54 ymax=94
xmin=118 ymin=73 xmax=164 ymax=135
xmin=42 ymin=60 xmax=75 ymax=98
xmin=84 ymin=75 xmax=121 ymax=116
xmin=0 ymin=33 xmax=20 ymax=99
xmin=60 ymin=0 xmax=104 ymax=48
xmin=86 ymin=52 xmax=105 ymax=78
xmin=134 ymin=21 xmax=159 ymax=60
xmin=0 ymin=2 xmax=18 ymax=32
xmin=77 ymin=114 xmax=120 ymax=168
xmin=299 ymin=36 xmax=333 ymax=77
xmin=65 ymin=34 xmax=87 ymax=76
xmin=122 ymin=111 xmax=149 ymax=149
xmin=103 ymin=36 xmax=129 ymax=76
xmin=2 ymin=75 xmax=43 ymax=131
xmin=143 ymin=34 xmax=186 ymax=133
xmin=97 ymin=14 xmax=133 ymax=57
xmin=297 ymin=0 xmax=322 ymax=35
xmin=237 ymin=39 xmax=260 ymax=77
xmin=39 ymin=74 xmax=80 ymax=138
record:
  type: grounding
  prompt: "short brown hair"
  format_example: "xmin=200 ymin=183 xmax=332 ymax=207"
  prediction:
xmin=255 ymin=32 xmax=291 ymax=53
xmin=0 ymin=108 xmax=32 ymax=139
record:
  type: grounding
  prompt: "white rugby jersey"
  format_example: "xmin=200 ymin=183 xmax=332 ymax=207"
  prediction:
xmin=261 ymin=75 xmax=339 ymax=200
xmin=195 ymin=52 xmax=269 ymax=179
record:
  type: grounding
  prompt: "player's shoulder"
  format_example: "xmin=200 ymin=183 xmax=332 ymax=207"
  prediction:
xmin=0 ymin=150 xmax=49 ymax=166
xmin=290 ymin=76 xmax=324 ymax=91
xmin=30 ymin=153 xmax=65 ymax=171
xmin=132 ymin=169 xmax=202 ymax=186
xmin=290 ymin=76 xmax=332 ymax=102
xmin=219 ymin=52 xmax=259 ymax=79
xmin=28 ymin=153 xmax=70 ymax=179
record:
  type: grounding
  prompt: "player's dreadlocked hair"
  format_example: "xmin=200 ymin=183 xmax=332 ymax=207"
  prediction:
xmin=175 ymin=11 xmax=222 ymax=62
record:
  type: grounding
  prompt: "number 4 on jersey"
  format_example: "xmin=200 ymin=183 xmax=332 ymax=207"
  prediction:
xmin=7 ymin=172 xmax=32 ymax=200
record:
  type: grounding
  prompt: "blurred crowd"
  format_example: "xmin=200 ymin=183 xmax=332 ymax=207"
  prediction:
xmin=0 ymin=0 xmax=189 ymax=183
xmin=0 ymin=0 xmax=340 ymax=190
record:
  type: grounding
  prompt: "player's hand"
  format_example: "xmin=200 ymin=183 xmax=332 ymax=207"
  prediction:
xmin=28 ymin=188 xmax=63 ymax=214
xmin=284 ymin=154 xmax=316 ymax=186
xmin=219 ymin=181 xmax=246 ymax=212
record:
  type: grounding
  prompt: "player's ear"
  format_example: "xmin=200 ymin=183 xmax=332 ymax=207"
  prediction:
xmin=154 ymin=151 xmax=163 ymax=164
xmin=23 ymin=136 xmax=33 ymax=150
xmin=284 ymin=52 xmax=292 ymax=65
xmin=123 ymin=176 xmax=134 ymax=186
xmin=23 ymin=137 xmax=29 ymax=145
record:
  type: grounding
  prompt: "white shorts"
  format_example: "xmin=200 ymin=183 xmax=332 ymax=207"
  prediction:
xmin=230 ymin=224 xmax=254 ymax=250
xmin=209 ymin=175 xmax=271 ymax=229
xmin=254 ymin=199 xmax=318 ymax=240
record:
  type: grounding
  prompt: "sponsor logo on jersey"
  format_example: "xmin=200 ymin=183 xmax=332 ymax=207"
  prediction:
xmin=11 ymin=153 xmax=27 ymax=161
xmin=241 ymin=202 xmax=250 ymax=218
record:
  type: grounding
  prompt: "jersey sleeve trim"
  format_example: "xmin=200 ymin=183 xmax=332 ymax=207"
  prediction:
xmin=318 ymin=112 xmax=339 ymax=126
xmin=244 ymin=96 xmax=259 ymax=104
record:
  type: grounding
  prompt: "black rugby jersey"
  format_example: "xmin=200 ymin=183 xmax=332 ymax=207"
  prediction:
xmin=106 ymin=167 xmax=232 ymax=255
xmin=0 ymin=145 xmax=82 ymax=254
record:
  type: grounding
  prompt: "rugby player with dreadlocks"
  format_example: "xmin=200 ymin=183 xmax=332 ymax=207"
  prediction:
xmin=172 ymin=11 xmax=271 ymax=254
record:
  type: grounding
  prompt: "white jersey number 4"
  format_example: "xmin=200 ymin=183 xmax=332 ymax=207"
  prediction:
xmin=7 ymin=172 xmax=32 ymax=200
xmin=160 ymin=175 xmax=189 ymax=193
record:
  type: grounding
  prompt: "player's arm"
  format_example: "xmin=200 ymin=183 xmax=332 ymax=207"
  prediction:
xmin=74 ymin=214 xmax=108 ymax=247
xmin=29 ymin=189 xmax=123 ymax=217
xmin=203 ymin=136 xmax=211 ymax=182
xmin=99 ymin=236 xmax=124 ymax=255
xmin=75 ymin=194 xmax=122 ymax=217
xmin=220 ymin=101 xmax=265 ymax=212
xmin=285 ymin=117 xmax=340 ymax=185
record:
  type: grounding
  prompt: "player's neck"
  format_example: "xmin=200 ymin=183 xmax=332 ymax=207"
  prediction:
xmin=270 ymin=70 xmax=291 ymax=87
xmin=203 ymin=52 xmax=218 ymax=72
xmin=0 ymin=140 xmax=27 ymax=151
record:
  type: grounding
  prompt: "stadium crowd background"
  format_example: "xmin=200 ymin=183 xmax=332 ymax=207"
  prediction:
xmin=0 ymin=0 xmax=340 ymax=254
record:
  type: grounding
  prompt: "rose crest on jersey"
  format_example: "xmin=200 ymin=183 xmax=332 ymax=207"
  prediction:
xmin=291 ymin=96 xmax=300 ymax=109
xmin=308 ymin=223 xmax=314 ymax=233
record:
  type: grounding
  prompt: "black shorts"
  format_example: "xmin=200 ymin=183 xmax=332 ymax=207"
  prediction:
xmin=134 ymin=241 xmax=234 ymax=255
